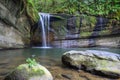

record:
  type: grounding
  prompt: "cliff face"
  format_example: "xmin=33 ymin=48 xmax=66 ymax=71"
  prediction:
xmin=50 ymin=15 xmax=120 ymax=48
xmin=0 ymin=0 xmax=31 ymax=48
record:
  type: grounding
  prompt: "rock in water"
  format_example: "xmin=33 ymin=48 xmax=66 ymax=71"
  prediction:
xmin=4 ymin=64 xmax=53 ymax=80
xmin=62 ymin=50 xmax=120 ymax=78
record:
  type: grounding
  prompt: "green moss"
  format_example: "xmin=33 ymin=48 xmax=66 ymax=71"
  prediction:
xmin=80 ymin=32 xmax=92 ymax=37
xmin=99 ymin=30 xmax=111 ymax=36
xmin=17 ymin=64 xmax=45 ymax=77
xmin=29 ymin=68 xmax=45 ymax=76
xmin=51 ymin=20 xmax=67 ymax=38
xmin=75 ymin=56 xmax=96 ymax=68
xmin=82 ymin=58 xmax=96 ymax=68
xmin=17 ymin=64 xmax=28 ymax=70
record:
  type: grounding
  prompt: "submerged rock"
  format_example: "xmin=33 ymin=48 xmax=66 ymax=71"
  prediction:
xmin=61 ymin=74 xmax=72 ymax=79
xmin=62 ymin=50 xmax=120 ymax=78
xmin=4 ymin=63 xmax=53 ymax=80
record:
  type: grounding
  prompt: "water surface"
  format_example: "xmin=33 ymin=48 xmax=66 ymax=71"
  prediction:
xmin=0 ymin=47 xmax=120 ymax=79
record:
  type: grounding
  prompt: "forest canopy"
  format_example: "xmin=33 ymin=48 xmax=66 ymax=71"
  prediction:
xmin=26 ymin=0 xmax=120 ymax=20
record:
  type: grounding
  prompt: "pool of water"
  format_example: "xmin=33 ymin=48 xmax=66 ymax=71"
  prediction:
xmin=0 ymin=47 xmax=120 ymax=79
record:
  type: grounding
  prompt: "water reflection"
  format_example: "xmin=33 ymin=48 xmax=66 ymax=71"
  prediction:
xmin=0 ymin=47 xmax=120 ymax=79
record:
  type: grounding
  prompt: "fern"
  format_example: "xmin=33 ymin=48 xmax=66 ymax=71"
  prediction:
xmin=26 ymin=58 xmax=37 ymax=68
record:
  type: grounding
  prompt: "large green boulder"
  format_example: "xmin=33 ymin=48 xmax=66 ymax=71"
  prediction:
xmin=4 ymin=63 xmax=53 ymax=80
xmin=62 ymin=50 xmax=120 ymax=78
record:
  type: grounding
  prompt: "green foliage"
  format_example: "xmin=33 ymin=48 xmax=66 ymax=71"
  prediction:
xmin=19 ymin=0 xmax=120 ymax=22
xmin=26 ymin=58 xmax=37 ymax=68
xmin=80 ymin=32 xmax=92 ymax=37
xmin=31 ymin=0 xmax=120 ymax=20
xmin=82 ymin=15 xmax=96 ymax=27
xmin=25 ymin=0 xmax=39 ymax=23
xmin=16 ymin=0 xmax=39 ymax=23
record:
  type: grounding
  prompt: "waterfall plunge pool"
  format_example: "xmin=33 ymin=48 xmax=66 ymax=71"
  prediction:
xmin=0 ymin=47 xmax=120 ymax=80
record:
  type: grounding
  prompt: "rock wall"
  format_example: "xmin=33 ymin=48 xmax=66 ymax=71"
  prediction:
xmin=50 ymin=14 xmax=120 ymax=48
xmin=51 ymin=15 xmax=120 ymax=40
xmin=96 ymin=35 xmax=120 ymax=47
xmin=0 ymin=0 xmax=31 ymax=48
xmin=52 ymin=35 xmax=120 ymax=48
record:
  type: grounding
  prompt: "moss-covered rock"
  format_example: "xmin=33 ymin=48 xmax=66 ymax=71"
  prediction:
xmin=4 ymin=63 xmax=53 ymax=80
xmin=62 ymin=50 xmax=120 ymax=78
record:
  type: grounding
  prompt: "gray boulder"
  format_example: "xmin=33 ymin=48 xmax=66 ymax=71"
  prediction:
xmin=62 ymin=50 xmax=120 ymax=78
xmin=4 ymin=63 xmax=53 ymax=80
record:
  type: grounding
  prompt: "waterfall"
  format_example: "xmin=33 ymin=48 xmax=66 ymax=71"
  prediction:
xmin=38 ymin=13 xmax=50 ymax=48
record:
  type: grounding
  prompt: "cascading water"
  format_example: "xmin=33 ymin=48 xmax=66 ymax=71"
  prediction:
xmin=38 ymin=13 xmax=50 ymax=48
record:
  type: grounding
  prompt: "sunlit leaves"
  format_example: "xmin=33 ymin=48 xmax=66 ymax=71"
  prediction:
xmin=26 ymin=58 xmax=37 ymax=68
xmin=27 ymin=0 xmax=120 ymax=20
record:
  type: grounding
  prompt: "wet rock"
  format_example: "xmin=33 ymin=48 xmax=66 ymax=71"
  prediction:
xmin=4 ymin=63 xmax=53 ymax=80
xmin=79 ymin=75 xmax=90 ymax=80
xmin=62 ymin=50 xmax=120 ymax=78
xmin=61 ymin=74 xmax=72 ymax=79
xmin=0 ymin=63 xmax=8 ymax=66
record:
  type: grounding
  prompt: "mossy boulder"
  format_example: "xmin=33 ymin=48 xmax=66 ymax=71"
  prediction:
xmin=4 ymin=63 xmax=53 ymax=80
xmin=62 ymin=50 xmax=120 ymax=78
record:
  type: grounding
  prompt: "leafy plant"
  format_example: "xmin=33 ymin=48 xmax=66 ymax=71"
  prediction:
xmin=29 ymin=0 xmax=120 ymax=20
xmin=19 ymin=0 xmax=39 ymax=23
xmin=18 ymin=0 xmax=120 ymax=24
xmin=26 ymin=58 xmax=37 ymax=68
